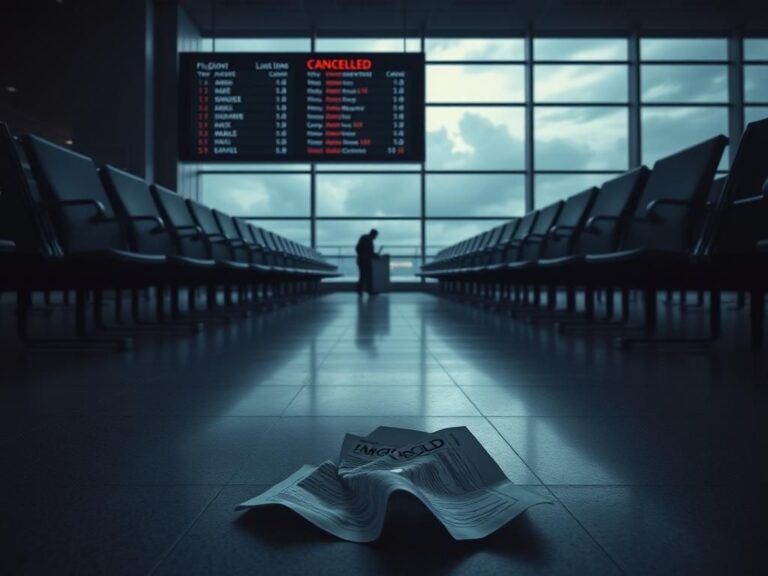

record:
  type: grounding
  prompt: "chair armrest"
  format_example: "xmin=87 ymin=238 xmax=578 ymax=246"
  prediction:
xmin=520 ymin=233 xmax=547 ymax=245
xmin=586 ymin=215 xmax=620 ymax=229
xmin=645 ymin=198 xmax=693 ymax=217
xmin=201 ymin=232 xmax=226 ymax=240
xmin=0 ymin=239 xmax=17 ymax=252
xmin=550 ymin=224 xmax=577 ymax=238
xmin=732 ymin=193 xmax=768 ymax=207
xmin=42 ymin=199 xmax=106 ymax=218
xmin=757 ymin=239 xmax=768 ymax=252
xmin=168 ymin=224 xmax=202 ymax=238
xmin=125 ymin=215 xmax=165 ymax=230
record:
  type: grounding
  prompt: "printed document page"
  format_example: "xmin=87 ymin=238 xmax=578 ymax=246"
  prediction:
xmin=236 ymin=426 xmax=550 ymax=542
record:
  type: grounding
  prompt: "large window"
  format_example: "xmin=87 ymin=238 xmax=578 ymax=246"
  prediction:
xmin=745 ymin=39 xmax=768 ymax=127
xmin=195 ymin=35 xmax=765 ymax=279
xmin=199 ymin=173 xmax=310 ymax=217
xmin=534 ymin=107 xmax=628 ymax=171
xmin=640 ymin=38 xmax=729 ymax=170
xmin=426 ymin=107 xmax=525 ymax=170
xmin=532 ymin=37 xmax=628 ymax=207
xmin=423 ymin=38 xmax=527 ymax=270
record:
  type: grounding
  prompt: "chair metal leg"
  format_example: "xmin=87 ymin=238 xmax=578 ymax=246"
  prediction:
xmin=131 ymin=288 xmax=141 ymax=322
xmin=618 ymin=289 xmax=722 ymax=350
xmin=620 ymin=288 xmax=630 ymax=323
xmin=605 ymin=288 xmax=615 ymax=320
xmin=643 ymin=287 xmax=657 ymax=335
xmin=156 ymin=285 xmax=166 ymax=320
xmin=750 ymin=289 xmax=764 ymax=349
xmin=584 ymin=286 xmax=595 ymax=322
xmin=115 ymin=289 xmax=124 ymax=324
xmin=207 ymin=284 xmax=217 ymax=310
xmin=171 ymin=283 xmax=180 ymax=317
xmin=557 ymin=288 xmax=648 ymax=334
xmin=729 ymin=290 xmax=747 ymax=311
xmin=75 ymin=289 xmax=87 ymax=338
xmin=93 ymin=289 xmax=104 ymax=329
xmin=16 ymin=288 xmax=31 ymax=341
xmin=17 ymin=288 xmax=132 ymax=351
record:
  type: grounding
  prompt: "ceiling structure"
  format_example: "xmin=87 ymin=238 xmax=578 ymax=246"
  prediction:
xmin=181 ymin=0 xmax=768 ymax=37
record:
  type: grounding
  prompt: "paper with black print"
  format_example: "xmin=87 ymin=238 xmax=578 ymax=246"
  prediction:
xmin=235 ymin=426 xmax=550 ymax=542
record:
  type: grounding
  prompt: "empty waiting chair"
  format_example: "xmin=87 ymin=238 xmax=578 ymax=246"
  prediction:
xmin=585 ymin=134 xmax=728 ymax=273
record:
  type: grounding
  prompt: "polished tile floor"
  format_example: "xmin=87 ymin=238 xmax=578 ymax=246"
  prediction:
xmin=1 ymin=292 xmax=766 ymax=575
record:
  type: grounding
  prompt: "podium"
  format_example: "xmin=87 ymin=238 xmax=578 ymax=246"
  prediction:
xmin=371 ymin=255 xmax=390 ymax=293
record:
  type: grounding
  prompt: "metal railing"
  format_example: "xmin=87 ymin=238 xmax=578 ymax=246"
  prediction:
xmin=316 ymin=244 xmax=444 ymax=280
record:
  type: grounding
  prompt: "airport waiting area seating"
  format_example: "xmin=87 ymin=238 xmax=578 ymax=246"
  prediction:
xmin=421 ymin=119 xmax=768 ymax=349
xmin=0 ymin=122 xmax=338 ymax=348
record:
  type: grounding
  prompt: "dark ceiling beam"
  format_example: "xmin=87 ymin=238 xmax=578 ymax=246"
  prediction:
xmin=180 ymin=0 xmax=768 ymax=35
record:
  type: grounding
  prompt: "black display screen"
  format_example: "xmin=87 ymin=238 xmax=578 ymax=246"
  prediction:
xmin=178 ymin=52 xmax=425 ymax=163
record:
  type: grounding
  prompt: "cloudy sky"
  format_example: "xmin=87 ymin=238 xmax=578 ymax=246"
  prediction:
xmin=198 ymin=37 xmax=768 ymax=275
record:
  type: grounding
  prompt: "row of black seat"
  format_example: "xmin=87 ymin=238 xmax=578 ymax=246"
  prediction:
xmin=420 ymin=119 xmax=768 ymax=349
xmin=0 ymin=121 xmax=338 ymax=348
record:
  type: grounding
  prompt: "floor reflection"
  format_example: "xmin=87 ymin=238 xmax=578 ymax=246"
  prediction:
xmin=355 ymin=294 xmax=391 ymax=358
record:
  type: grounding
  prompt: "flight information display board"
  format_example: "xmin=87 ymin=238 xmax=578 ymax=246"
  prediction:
xmin=179 ymin=52 xmax=425 ymax=162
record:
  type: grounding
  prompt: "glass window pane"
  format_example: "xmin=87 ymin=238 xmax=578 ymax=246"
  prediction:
xmin=426 ymin=175 xmax=525 ymax=217
xmin=315 ymin=38 xmax=420 ymax=52
xmin=534 ymin=107 xmax=628 ymax=170
xmin=317 ymin=220 xmax=420 ymax=254
xmin=203 ymin=38 xmax=311 ymax=52
xmin=321 ymin=255 xmax=420 ymax=281
xmin=534 ymin=39 xmax=627 ymax=61
xmin=247 ymin=219 xmax=311 ymax=246
xmin=744 ymin=39 xmax=768 ymax=60
xmin=425 ymin=39 xmax=524 ymax=61
xmin=745 ymin=107 xmax=768 ymax=126
xmin=426 ymin=220 xmax=508 ymax=256
xmin=200 ymin=174 xmax=309 ymax=217
xmin=534 ymin=65 xmax=627 ymax=102
xmin=427 ymin=65 xmax=524 ymax=102
xmin=316 ymin=174 xmax=420 ymax=217
xmin=534 ymin=173 xmax=617 ymax=209
xmin=426 ymin=107 xmax=525 ymax=170
xmin=317 ymin=220 xmax=421 ymax=281
xmin=640 ymin=38 xmax=727 ymax=61
xmin=641 ymin=107 xmax=729 ymax=169
xmin=641 ymin=65 xmax=728 ymax=103
xmin=745 ymin=66 xmax=768 ymax=103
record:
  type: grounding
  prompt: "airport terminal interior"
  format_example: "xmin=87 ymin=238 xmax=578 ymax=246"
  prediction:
xmin=1 ymin=1 xmax=767 ymax=574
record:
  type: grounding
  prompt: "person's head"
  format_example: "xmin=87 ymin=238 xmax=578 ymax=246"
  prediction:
xmin=370 ymin=229 xmax=378 ymax=239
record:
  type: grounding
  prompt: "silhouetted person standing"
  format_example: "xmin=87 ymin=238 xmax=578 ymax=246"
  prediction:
xmin=356 ymin=229 xmax=379 ymax=295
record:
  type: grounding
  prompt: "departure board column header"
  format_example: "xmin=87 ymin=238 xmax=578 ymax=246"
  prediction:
xmin=179 ymin=52 xmax=425 ymax=163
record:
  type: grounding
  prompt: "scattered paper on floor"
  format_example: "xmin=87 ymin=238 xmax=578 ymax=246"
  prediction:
xmin=235 ymin=426 xmax=551 ymax=542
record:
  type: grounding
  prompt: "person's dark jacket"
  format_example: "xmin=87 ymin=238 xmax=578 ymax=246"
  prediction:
xmin=356 ymin=234 xmax=375 ymax=263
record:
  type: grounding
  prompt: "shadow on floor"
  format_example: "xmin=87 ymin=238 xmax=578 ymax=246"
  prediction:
xmin=235 ymin=492 xmax=549 ymax=572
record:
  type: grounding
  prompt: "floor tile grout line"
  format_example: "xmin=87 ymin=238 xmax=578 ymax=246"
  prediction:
xmin=223 ymin=376 xmax=314 ymax=488
xmin=145 ymin=483 xmax=227 ymax=576
xmin=147 ymin=322 xmax=332 ymax=574
xmin=424 ymin=294 xmax=629 ymax=574
xmin=206 ymin=299 xmax=344 ymax=491
xmin=420 ymin=298 xmax=602 ymax=483
xmin=543 ymin=486 xmax=629 ymax=576
xmin=419 ymin=297 xmax=553 ymax=485
xmin=221 ymin=296 xmax=352 ymax=489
